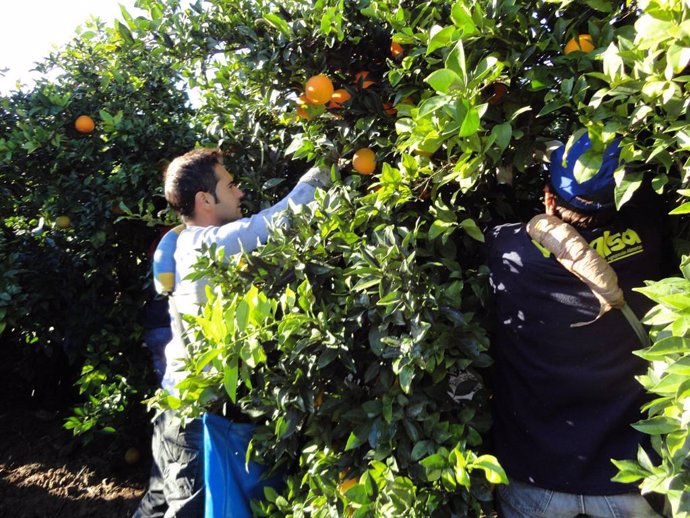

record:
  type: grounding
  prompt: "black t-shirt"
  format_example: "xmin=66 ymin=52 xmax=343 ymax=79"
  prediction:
xmin=487 ymin=205 xmax=665 ymax=494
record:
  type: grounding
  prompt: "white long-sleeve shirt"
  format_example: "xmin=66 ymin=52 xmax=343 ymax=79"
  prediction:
xmin=161 ymin=182 xmax=316 ymax=392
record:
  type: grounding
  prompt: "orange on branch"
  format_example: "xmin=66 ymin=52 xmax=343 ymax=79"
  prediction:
xmin=390 ymin=41 xmax=404 ymax=59
xmin=564 ymin=34 xmax=595 ymax=54
xmin=412 ymin=144 xmax=435 ymax=158
xmin=328 ymin=88 xmax=352 ymax=108
xmin=298 ymin=93 xmax=317 ymax=106
xmin=111 ymin=202 xmax=125 ymax=215
xmin=338 ymin=477 xmax=359 ymax=495
xmin=74 ymin=115 xmax=95 ymax=134
xmin=354 ymin=71 xmax=375 ymax=90
xmin=315 ymin=389 xmax=325 ymax=409
xmin=383 ymin=102 xmax=397 ymax=115
xmin=296 ymin=106 xmax=310 ymax=120
xmin=124 ymin=447 xmax=141 ymax=464
xmin=305 ymin=74 xmax=334 ymax=104
xmin=487 ymin=82 xmax=508 ymax=105
xmin=352 ymin=148 xmax=376 ymax=175
xmin=55 ymin=215 xmax=71 ymax=229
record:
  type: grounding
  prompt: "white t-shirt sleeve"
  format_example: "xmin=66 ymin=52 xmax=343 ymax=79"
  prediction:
xmin=196 ymin=181 xmax=315 ymax=254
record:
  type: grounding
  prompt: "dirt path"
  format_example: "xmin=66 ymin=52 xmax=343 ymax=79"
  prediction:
xmin=0 ymin=406 xmax=148 ymax=518
xmin=0 ymin=340 xmax=152 ymax=518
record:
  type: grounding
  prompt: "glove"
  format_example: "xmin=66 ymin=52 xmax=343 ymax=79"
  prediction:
xmin=298 ymin=166 xmax=332 ymax=190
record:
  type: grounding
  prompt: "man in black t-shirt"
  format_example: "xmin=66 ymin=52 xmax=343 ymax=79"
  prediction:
xmin=487 ymin=133 xmax=667 ymax=517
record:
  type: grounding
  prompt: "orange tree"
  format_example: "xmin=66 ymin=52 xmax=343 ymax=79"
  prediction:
xmin=130 ymin=0 xmax=690 ymax=515
xmin=0 ymin=14 xmax=200 ymax=439
xmin=3 ymin=0 xmax=690 ymax=514
xmin=115 ymin=0 xmax=690 ymax=514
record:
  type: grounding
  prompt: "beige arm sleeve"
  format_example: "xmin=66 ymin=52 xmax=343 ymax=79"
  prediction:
xmin=526 ymin=214 xmax=625 ymax=323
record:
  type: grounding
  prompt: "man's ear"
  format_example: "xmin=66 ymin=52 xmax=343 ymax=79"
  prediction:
xmin=194 ymin=191 xmax=212 ymax=212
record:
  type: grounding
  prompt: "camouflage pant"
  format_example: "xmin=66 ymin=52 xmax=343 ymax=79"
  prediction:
xmin=133 ymin=411 xmax=204 ymax=518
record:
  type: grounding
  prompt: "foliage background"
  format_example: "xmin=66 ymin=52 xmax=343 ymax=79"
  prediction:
xmin=1 ymin=0 xmax=689 ymax=516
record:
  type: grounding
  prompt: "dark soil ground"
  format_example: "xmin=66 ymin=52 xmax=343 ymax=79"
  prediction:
xmin=0 ymin=342 xmax=152 ymax=518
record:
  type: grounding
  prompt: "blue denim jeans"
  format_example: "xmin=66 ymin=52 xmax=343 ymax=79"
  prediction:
xmin=496 ymin=479 xmax=662 ymax=518
xmin=133 ymin=411 xmax=204 ymax=518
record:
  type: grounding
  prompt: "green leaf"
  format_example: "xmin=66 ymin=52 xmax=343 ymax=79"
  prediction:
xmin=573 ymin=148 xmax=603 ymax=184
xmin=378 ymin=290 xmax=401 ymax=306
xmin=411 ymin=440 xmax=433 ymax=461
xmin=660 ymin=293 xmax=690 ymax=310
xmin=223 ymin=358 xmax=238 ymax=403
xmin=584 ymin=0 xmax=613 ymax=12
xmin=457 ymin=102 xmax=480 ymax=137
xmin=235 ymin=299 xmax=249 ymax=332
xmin=537 ymin=100 xmax=568 ymax=118
xmin=427 ymin=25 xmax=457 ymax=55
xmin=471 ymin=454 xmax=508 ymax=484
xmin=345 ymin=428 xmax=368 ymax=450
xmin=429 ymin=219 xmax=455 ymax=240
xmin=667 ymin=44 xmax=690 ymax=75
xmin=263 ymin=13 xmax=292 ymax=37
xmin=399 ymin=365 xmax=414 ymax=394
xmin=285 ymin=136 xmax=306 ymax=156
xmin=420 ymin=453 xmax=447 ymax=481
xmin=491 ymin=122 xmax=512 ymax=152
xmin=637 ymin=337 xmax=690 ymax=360
xmin=116 ymin=20 xmax=135 ymax=44
xmin=670 ymin=202 xmax=690 ymax=215
xmin=632 ymin=415 xmax=680 ymax=435
xmin=460 ymin=218 xmax=484 ymax=242
xmin=418 ymin=96 xmax=449 ymax=118
xmin=425 ymin=69 xmax=462 ymax=94
xmin=611 ymin=458 xmax=648 ymax=484
xmin=450 ymin=2 xmax=477 ymax=35
xmin=445 ymin=40 xmax=467 ymax=85
xmin=614 ymin=170 xmax=643 ymax=209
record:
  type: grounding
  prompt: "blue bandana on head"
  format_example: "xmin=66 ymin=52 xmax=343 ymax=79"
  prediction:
xmin=549 ymin=133 xmax=621 ymax=211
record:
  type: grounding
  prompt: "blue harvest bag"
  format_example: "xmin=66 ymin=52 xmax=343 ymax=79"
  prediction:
xmin=203 ymin=413 xmax=283 ymax=518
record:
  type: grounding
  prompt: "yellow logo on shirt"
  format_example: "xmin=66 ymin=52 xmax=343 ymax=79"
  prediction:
xmin=532 ymin=228 xmax=644 ymax=263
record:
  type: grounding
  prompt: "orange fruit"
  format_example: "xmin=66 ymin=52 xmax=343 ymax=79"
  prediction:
xmin=487 ymin=82 xmax=508 ymax=105
xmin=315 ymin=389 xmax=325 ymax=409
xmin=354 ymin=71 xmax=375 ymax=90
xmin=352 ymin=148 xmax=376 ymax=175
xmin=328 ymin=88 xmax=352 ymax=108
xmin=412 ymin=146 xmax=433 ymax=158
xmin=296 ymin=106 xmax=310 ymax=120
xmin=564 ymin=34 xmax=595 ymax=55
xmin=111 ymin=202 xmax=125 ymax=215
xmin=338 ymin=477 xmax=358 ymax=495
xmin=383 ymin=102 xmax=397 ymax=116
xmin=74 ymin=115 xmax=95 ymax=134
xmin=411 ymin=136 xmax=442 ymax=158
xmin=124 ymin=447 xmax=141 ymax=464
xmin=298 ymin=93 xmax=316 ymax=106
xmin=55 ymin=215 xmax=71 ymax=229
xmin=305 ymin=74 xmax=334 ymax=104
xmin=390 ymin=42 xmax=404 ymax=59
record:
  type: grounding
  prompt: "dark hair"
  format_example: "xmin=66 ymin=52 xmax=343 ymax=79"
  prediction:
xmin=549 ymin=186 xmax=616 ymax=229
xmin=164 ymin=148 xmax=223 ymax=218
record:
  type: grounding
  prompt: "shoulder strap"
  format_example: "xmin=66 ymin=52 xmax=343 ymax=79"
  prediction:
xmin=167 ymin=295 xmax=189 ymax=347
xmin=526 ymin=214 xmax=650 ymax=347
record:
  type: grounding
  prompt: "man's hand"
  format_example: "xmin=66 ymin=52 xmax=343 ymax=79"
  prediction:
xmin=298 ymin=166 xmax=333 ymax=190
